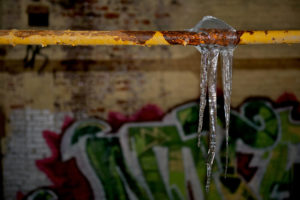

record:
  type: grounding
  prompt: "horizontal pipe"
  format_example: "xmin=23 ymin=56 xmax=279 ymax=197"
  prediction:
xmin=0 ymin=30 xmax=300 ymax=46
xmin=238 ymin=30 xmax=300 ymax=44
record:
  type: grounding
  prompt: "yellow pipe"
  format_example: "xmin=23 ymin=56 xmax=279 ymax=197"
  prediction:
xmin=0 ymin=30 xmax=300 ymax=46
xmin=238 ymin=30 xmax=300 ymax=44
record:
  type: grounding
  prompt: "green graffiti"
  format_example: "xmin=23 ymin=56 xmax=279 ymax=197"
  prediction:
xmin=61 ymin=99 xmax=300 ymax=200
xmin=71 ymin=122 xmax=107 ymax=145
xmin=86 ymin=137 xmax=150 ymax=200
xmin=229 ymin=101 xmax=279 ymax=148
xmin=26 ymin=189 xmax=57 ymax=200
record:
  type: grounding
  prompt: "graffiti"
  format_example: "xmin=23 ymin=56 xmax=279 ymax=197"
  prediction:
xmin=25 ymin=188 xmax=57 ymax=200
xmin=23 ymin=95 xmax=300 ymax=200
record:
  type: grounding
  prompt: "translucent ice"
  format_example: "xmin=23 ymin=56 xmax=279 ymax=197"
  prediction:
xmin=221 ymin=47 xmax=234 ymax=177
xmin=195 ymin=46 xmax=208 ymax=148
xmin=191 ymin=16 xmax=237 ymax=191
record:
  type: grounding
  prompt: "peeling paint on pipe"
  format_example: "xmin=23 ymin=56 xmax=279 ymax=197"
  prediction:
xmin=0 ymin=30 xmax=299 ymax=46
xmin=238 ymin=30 xmax=300 ymax=44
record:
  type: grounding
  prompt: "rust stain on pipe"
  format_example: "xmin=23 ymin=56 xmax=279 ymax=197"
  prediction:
xmin=161 ymin=29 xmax=242 ymax=46
xmin=14 ymin=30 xmax=66 ymax=38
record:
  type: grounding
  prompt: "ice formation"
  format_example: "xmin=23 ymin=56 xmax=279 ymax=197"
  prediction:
xmin=190 ymin=16 xmax=236 ymax=191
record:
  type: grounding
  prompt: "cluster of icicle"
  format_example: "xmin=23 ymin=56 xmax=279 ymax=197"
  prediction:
xmin=190 ymin=16 xmax=236 ymax=192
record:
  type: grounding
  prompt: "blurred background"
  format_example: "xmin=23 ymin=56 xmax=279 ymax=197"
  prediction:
xmin=0 ymin=0 xmax=300 ymax=199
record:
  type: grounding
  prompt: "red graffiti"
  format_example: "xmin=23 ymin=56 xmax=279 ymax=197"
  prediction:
xmin=35 ymin=117 xmax=93 ymax=200
xmin=108 ymin=104 xmax=164 ymax=132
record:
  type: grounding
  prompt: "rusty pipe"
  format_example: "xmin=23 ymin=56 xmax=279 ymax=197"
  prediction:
xmin=0 ymin=29 xmax=300 ymax=46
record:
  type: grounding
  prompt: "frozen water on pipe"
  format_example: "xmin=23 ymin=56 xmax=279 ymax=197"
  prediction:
xmin=221 ymin=48 xmax=234 ymax=178
xmin=206 ymin=47 xmax=219 ymax=191
xmin=195 ymin=46 xmax=209 ymax=147
xmin=190 ymin=16 xmax=237 ymax=191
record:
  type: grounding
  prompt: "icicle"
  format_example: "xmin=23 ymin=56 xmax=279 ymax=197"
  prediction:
xmin=195 ymin=46 xmax=209 ymax=147
xmin=191 ymin=16 xmax=237 ymax=191
xmin=221 ymin=48 xmax=234 ymax=178
xmin=195 ymin=46 xmax=220 ymax=192
xmin=206 ymin=47 xmax=219 ymax=191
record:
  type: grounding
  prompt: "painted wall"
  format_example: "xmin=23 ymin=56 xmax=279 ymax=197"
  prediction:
xmin=1 ymin=0 xmax=300 ymax=200
xmin=3 ymin=95 xmax=300 ymax=200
